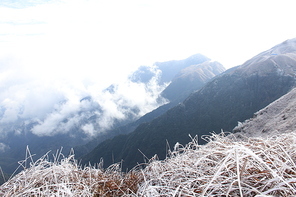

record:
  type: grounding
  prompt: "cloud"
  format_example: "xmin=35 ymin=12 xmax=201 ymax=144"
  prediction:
xmin=81 ymin=123 xmax=96 ymax=137
xmin=0 ymin=53 xmax=167 ymax=138
xmin=0 ymin=142 xmax=9 ymax=153
xmin=29 ymin=70 xmax=167 ymax=137
xmin=3 ymin=0 xmax=296 ymax=139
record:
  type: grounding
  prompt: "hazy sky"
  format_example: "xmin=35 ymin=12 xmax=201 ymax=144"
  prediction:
xmin=1 ymin=0 xmax=296 ymax=70
xmin=0 ymin=0 xmax=296 ymax=137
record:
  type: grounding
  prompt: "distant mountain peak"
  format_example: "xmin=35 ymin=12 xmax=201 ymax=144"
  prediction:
xmin=174 ymin=61 xmax=224 ymax=81
xmin=185 ymin=53 xmax=210 ymax=61
xmin=231 ymin=38 xmax=296 ymax=77
xmin=270 ymin=38 xmax=296 ymax=54
xmin=160 ymin=60 xmax=225 ymax=101
xmin=131 ymin=54 xmax=210 ymax=85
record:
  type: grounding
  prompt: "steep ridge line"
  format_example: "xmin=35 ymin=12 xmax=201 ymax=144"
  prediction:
xmin=82 ymin=38 xmax=296 ymax=170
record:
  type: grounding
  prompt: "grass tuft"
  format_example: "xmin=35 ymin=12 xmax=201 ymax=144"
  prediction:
xmin=0 ymin=148 xmax=143 ymax=196
xmin=138 ymin=132 xmax=296 ymax=196
xmin=1 ymin=131 xmax=296 ymax=196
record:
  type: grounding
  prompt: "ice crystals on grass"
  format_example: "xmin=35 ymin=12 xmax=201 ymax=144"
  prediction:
xmin=1 ymin=131 xmax=296 ymax=196
xmin=138 ymin=132 xmax=296 ymax=196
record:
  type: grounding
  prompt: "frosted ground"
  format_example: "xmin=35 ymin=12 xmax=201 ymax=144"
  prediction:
xmin=0 ymin=131 xmax=296 ymax=196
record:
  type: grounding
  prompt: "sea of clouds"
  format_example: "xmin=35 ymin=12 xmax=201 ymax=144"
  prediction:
xmin=0 ymin=55 xmax=168 ymax=138
xmin=0 ymin=0 xmax=173 ymax=139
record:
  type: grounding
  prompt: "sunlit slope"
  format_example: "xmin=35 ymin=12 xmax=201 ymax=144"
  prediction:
xmin=234 ymin=87 xmax=296 ymax=137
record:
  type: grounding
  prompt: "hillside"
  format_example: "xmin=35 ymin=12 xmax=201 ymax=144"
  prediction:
xmin=131 ymin=54 xmax=211 ymax=85
xmin=3 ymin=82 xmax=296 ymax=194
xmin=2 ymin=83 xmax=296 ymax=195
xmin=233 ymin=87 xmax=296 ymax=137
xmin=74 ymin=58 xmax=224 ymax=158
xmin=2 ymin=39 xmax=296 ymax=196
xmin=161 ymin=60 xmax=225 ymax=101
xmin=83 ymin=38 xmax=296 ymax=170
xmin=0 ymin=53 xmax=220 ymax=177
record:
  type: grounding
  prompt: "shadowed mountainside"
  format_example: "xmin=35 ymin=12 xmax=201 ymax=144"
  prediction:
xmin=82 ymin=38 xmax=296 ymax=170
xmin=75 ymin=59 xmax=225 ymax=158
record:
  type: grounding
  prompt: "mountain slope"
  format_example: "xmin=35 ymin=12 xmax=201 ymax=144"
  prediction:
xmin=131 ymin=54 xmax=210 ymax=85
xmin=83 ymin=38 xmax=296 ymax=170
xmin=0 ymin=53 xmax=213 ymax=176
xmin=161 ymin=61 xmax=225 ymax=101
xmin=75 ymin=59 xmax=225 ymax=158
xmin=233 ymin=87 xmax=296 ymax=137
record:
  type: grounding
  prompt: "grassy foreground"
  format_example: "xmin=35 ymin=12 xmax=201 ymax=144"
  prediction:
xmin=1 ymin=132 xmax=296 ymax=196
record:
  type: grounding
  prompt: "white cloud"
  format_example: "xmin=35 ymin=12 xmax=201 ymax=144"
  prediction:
xmin=0 ymin=0 xmax=296 ymax=138
xmin=81 ymin=123 xmax=96 ymax=137
xmin=2 ymin=0 xmax=296 ymax=69
xmin=0 ymin=142 xmax=9 ymax=153
xmin=2 ymin=63 xmax=167 ymax=137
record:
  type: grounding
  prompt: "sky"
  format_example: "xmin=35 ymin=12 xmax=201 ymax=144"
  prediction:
xmin=0 ymin=0 xmax=296 ymax=138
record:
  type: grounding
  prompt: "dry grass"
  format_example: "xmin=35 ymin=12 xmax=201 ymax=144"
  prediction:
xmin=0 ymin=148 xmax=143 ymax=196
xmin=1 ymin=132 xmax=296 ymax=196
xmin=138 ymin=132 xmax=296 ymax=196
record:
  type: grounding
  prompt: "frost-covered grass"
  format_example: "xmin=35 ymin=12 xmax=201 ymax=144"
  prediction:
xmin=139 ymin=132 xmax=296 ymax=196
xmin=1 ymin=132 xmax=296 ymax=196
xmin=0 ymin=148 xmax=142 ymax=196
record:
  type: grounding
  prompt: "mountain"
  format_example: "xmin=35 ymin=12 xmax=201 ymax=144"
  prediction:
xmin=74 ymin=58 xmax=225 ymax=158
xmin=161 ymin=60 xmax=225 ymax=101
xmin=0 ymin=53 xmax=214 ymax=177
xmin=233 ymin=87 xmax=296 ymax=137
xmin=0 ymin=129 xmax=86 ymax=176
xmin=3 ymin=93 xmax=296 ymax=196
xmin=130 ymin=53 xmax=210 ymax=85
xmin=82 ymin=38 xmax=296 ymax=170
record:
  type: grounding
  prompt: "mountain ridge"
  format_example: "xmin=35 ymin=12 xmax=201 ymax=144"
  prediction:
xmin=0 ymin=53 xmax=216 ymax=178
xmin=75 ymin=59 xmax=225 ymax=158
xmin=82 ymin=38 xmax=296 ymax=170
xmin=161 ymin=60 xmax=225 ymax=101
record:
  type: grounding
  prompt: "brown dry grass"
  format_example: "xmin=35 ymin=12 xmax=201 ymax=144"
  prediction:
xmin=0 ymin=150 xmax=144 ymax=196
xmin=138 ymin=132 xmax=296 ymax=196
xmin=1 ymin=132 xmax=296 ymax=196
